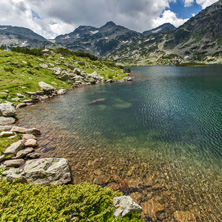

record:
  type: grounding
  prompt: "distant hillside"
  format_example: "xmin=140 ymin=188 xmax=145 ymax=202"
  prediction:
xmin=107 ymin=0 xmax=222 ymax=65
xmin=143 ymin=23 xmax=175 ymax=36
xmin=0 ymin=25 xmax=51 ymax=48
xmin=55 ymin=21 xmax=142 ymax=57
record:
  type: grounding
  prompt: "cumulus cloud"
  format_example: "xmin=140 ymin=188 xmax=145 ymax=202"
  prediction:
xmin=0 ymin=0 xmax=217 ymax=39
xmin=183 ymin=0 xmax=195 ymax=7
xmin=196 ymin=0 xmax=218 ymax=9
xmin=152 ymin=10 xmax=189 ymax=28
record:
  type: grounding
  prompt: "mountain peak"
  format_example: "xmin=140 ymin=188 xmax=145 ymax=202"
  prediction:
xmin=103 ymin=21 xmax=116 ymax=27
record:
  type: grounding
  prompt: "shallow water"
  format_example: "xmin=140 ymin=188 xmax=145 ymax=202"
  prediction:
xmin=18 ymin=65 xmax=222 ymax=221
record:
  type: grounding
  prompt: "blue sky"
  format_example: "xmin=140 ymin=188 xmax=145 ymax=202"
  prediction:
xmin=0 ymin=0 xmax=219 ymax=39
xmin=169 ymin=1 xmax=202 ymax=18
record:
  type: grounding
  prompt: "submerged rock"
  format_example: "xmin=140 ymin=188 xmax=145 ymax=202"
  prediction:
xmin=113 ymin=196 xmax=142 ymax=218
xmin=24 ymin=158 xmax=72 ymax=185
xmin=173 ymin=211 xmax=196 ymax=222
xmin=88 ymin=98 xmax=107 ymax=105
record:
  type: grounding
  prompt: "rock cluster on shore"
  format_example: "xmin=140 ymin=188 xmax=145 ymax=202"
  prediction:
xmin=0 ymin=101 xmax=72 ymax=185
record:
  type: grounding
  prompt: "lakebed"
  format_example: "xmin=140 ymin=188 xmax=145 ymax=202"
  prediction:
xmin=16 ymin=65 xmax=222 ymax=221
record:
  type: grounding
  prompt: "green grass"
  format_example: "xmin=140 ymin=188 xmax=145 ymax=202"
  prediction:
xmin=0 ymin=49 xmax=127 ymax=104
xmin=0 ymin=179 xmax=142 ymax=222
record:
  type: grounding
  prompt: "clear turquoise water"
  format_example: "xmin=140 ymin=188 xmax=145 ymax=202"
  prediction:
xmin=18 ymin=65 xmax=222 ymax=221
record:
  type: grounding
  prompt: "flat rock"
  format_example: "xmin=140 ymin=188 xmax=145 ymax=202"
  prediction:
xmin=0 ymin=131 xmax=14 ymax=137
xmin=173 ymin=211 xmax=196 ymax=222
xmin=6 ymin=174 xmax=27 ymax=183
xmin=15 ymin=148 xmax=34 ymax=159
xmin=24 ymin=158 xmax=71 ymax=185
xmin=0 ymin=102 xmax=16 ymax=117
xmin=113 ymin=196 xmax=142 ymax=218
xmin=4 ymin=140 xmax=25 ymax=155
xmin=16 ymin=103 xmax=27 ymax=109
xmin=11 ymin=126 xmax=27 ymax=134
xmin=26 ymin=128 xmax=41 ymax=135
xmin=22 ymin=134 xmax=36 ymax=140
xmin=0 ymin=125 xmax=12 ymax=131
xmin=3 ymin=159 xmax=25 ymax=167
xmin=24 ymin=139 xmax=37 ymax=147
xmin=0 ymin=117 xmax=16 ymax=125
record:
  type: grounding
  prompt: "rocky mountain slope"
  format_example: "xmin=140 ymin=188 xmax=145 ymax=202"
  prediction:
xmin=55 ymin=21 xmax=142 ymax=57
xmin=0 ymin=25 xmax=51 ymax=48
xmin=107 ymin=0 xmax=222 ymax=65
xmin=143 ymin=23 xmax=175 ymax=36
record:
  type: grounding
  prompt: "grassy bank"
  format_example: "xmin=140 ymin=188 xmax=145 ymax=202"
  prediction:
xmin=0 ymin=178 xmax=141 ymax=221
xmin=0 ymin=48 xmax=127 ymax=104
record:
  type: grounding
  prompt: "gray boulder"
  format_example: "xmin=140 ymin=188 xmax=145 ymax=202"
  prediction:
xmin=0 ymin=102 xmax=16 ymax=117
xmin=4 ymin=140 xmax=25 ymax=155
xmin=0 ymin=117 xmax=16 ymax=125
xmin=57 ymin=89 xmax=67 ymax=95
xmin=38 ymin=82 xmax=56 ymax=94
xmin=24 ymin=158 xmax=72 ymax=185
xmin=113 ymin=196 xmax=142 ymax=218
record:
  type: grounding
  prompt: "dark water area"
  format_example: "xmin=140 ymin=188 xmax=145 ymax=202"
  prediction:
xmin=18 ymin=65 xmax=222 ymax=221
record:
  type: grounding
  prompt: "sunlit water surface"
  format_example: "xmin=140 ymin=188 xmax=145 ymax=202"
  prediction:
xmin=18 ymin=65 xmax=222 ymax=221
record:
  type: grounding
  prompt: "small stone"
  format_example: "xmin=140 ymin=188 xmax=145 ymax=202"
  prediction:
xmin=26 ymin=128 xmax=41 ymax=136
xmin=22 ymin=134 xmax=36 ymax=140
xmin=26 ymin=152 xmax=41 ymax=159
xmin=173 ymin=211 xmax=196 ymax=222
xmin=0 ymin=131 xmax=14 ymax=137
xmin=16 ymin=93 xmax=25 ymax=98
xmin=57 ymin=89 xmax=67 ymax=95
xmin=15 ymin=148 xmax=34 ymax=158
xmin=24 ymin=139 xmax=37 ymax=147
xmin=11 ymin=126 xmax=27 ymax=134
xmin=113 ymin=196 xmax=142 ymax=218
xmin=39 ymin=64 xmax=48 ymax=69
xmin=4 ymin=140 xmax=25 ymax=155
xmin=3 ymin=159 xmax=25 ymax=167
xmin=11 ymin=97 xmax=20 ymax=102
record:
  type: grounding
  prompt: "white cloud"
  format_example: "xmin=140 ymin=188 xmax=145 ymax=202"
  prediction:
xmin=183 ymin=0 xmax=195 ymax=7
xmin=152 ymin=10 xmax=189 ymax=28
xmin=196 ymin=0 xmax=218 ymax=9
xmin=0 ymin=0 xmax=202 ymax=39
